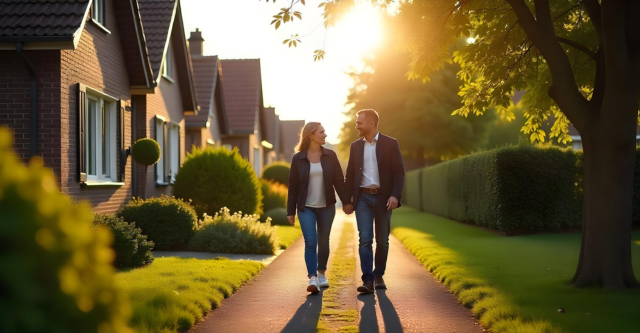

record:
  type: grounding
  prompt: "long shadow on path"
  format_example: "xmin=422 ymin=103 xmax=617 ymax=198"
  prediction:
xmin=358 ymin=294 xmax=379 ymax=333
xmin=358 ymin=291 xmax=404 ymax=333
xmin=280 ymin=291 xmax=323 ymax=333
xmin=376 ymin=290 xmax=403 ymax=333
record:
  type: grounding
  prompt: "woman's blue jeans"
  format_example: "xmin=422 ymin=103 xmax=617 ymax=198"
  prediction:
xmin=298 ymin=206 xmax=335 ymax=278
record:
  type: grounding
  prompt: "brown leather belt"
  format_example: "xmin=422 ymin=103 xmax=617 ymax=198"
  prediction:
xmin=360 ymin=187 xmax=380 ymax=194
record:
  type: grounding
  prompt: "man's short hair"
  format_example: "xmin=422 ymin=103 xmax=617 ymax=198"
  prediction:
xmin=356 ymin=109 xmax=379 ymax=126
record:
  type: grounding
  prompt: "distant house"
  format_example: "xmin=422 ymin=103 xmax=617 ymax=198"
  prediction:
xmin=280 ymin=120 xmax=305 ymax=162
xmin=0 ymin=0 xmax=198 ymax=212
xmin=264 ymin=107 xmax=283 ymax=164
xmin=568 ymin=124 xmax=640 ymax=150
xmin=185 ymin=29 xmax=226 ymax=152
xmin=219 ymin=59 xmax=270 ymax=175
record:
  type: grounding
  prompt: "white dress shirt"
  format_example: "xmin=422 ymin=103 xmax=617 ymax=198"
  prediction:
xmin=360 ymin=132 xmax=380 ymax=188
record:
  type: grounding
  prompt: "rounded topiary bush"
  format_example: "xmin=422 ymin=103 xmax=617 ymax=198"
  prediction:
xmin=117 ymin=195 xmax=198 ymax=250
xmin=262 ymin=162 xmax=290 ymax=186
xmin=92 ymin=214 xmax=154 ymax=269
xmin=189 ymin=208 xmax=278 ymax=254
xmin=132 ymin=138 xmax=161 ymax=166
xmin=263 ymin=208 xmax=289 ymax=226
xmin=261 ymin=179 xmax=287 ymax=212
xmin=173 ymin=147 xmax=263 ymax=217
xmin=0 ymin=128 xmax=132 ymax=333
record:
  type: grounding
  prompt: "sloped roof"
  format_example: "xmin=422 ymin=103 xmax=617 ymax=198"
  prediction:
xmin=220 ymin=59 xmax=263 ymax=135
xmin=138 ymin=0 xmax=175 ymax=79
xmin=187 ymin=55 xmax=219 ymax=128
xmin=0 ymin=0 xmax=91 ymax=43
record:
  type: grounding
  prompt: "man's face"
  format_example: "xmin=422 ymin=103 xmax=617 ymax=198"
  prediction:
xmin=355 ymin=114 xmax=373 ymax=137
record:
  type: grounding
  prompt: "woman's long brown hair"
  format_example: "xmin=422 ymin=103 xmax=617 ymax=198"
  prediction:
xmin=295 ymin=122 xmax=321 ymax=153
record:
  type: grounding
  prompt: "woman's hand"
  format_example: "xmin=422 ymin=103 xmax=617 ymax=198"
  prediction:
xmin=287 ymin=215 xmax=295 ymax=226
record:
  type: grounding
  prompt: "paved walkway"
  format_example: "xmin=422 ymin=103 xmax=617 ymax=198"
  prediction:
xmin=189 ymin=211 xmax=481 ymax=333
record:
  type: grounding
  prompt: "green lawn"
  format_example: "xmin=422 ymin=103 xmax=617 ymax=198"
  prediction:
xmin=276 ymin=224 xmax=302 ymax=249
xmin=116 ymin=257 xmax=263 ymax=333
xmin=392 ymin=207 xmax=640 ymax=333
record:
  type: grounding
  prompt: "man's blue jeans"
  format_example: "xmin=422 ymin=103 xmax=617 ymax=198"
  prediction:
xmin=298 ymin=206 xmax=336 ymax=278
xmin=355 ymin=192 xmax=392 ymax=283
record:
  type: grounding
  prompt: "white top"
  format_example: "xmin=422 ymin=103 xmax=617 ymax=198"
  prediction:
xmin=306 ymin=162 xmax=326 ymax=208
xmin=360 ymin=132 xmax=381 ymax=188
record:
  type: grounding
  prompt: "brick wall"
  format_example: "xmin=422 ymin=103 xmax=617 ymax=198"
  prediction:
xmin=59 ymin=2 xmax=133 ymax=214
xmin=0 ymin=50 xmax=62 ymax=176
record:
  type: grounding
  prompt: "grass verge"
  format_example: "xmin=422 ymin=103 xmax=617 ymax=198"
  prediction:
xmin=392 ymin=207 xmax=640 ymax=333
xmin=116 ymin=257 xmax=263 ymax=333
xmin=276 ymin=224 xmax=302 ymax=249
xmin=317 ymin=221 xmax=359 ymax=333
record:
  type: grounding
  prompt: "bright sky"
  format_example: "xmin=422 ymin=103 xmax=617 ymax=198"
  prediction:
xmin=181 ymin=0 xmax=385 ymax=144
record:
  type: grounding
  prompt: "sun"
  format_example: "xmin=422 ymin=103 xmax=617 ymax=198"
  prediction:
xmin=329 ymin=3 xmax=384 ymax=59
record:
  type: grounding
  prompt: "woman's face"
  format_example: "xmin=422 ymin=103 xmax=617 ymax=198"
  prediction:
xmin=310 ymin=125 xmax=327 ymax=146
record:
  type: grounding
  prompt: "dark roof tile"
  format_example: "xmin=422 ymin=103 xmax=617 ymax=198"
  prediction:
xmin=0 ymin=0 xmax=90 ymax=40
xmin=138 ymin=0 xmax=176 ymax=79
xmin=186 ymin=55 xmax=218 ymax=128
xmin=220 ymin=59 xmax=263 ymax=134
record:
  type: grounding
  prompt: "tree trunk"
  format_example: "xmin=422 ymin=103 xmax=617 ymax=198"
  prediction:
xmin=572 ymin=103 xmax=639 ymax=289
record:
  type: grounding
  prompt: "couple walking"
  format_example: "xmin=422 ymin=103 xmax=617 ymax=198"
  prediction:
xmin=286 ymin=109 xmax=405 ymax=294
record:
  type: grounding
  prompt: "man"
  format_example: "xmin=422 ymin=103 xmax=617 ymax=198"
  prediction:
xmin=343 ymin=109 xmax=405 ymax=294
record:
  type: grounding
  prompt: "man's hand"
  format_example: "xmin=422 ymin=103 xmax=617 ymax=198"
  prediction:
xmin=287 ymin=215 xmax=295 ymax=226
xmin=386 ymin=196 xmax=398 ymax=211
xmin=343 ymin=204 xmax=354 ymax=215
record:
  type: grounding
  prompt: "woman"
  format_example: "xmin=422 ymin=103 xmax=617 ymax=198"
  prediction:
xmin=287 ymin=122 xmax=349 ymax=294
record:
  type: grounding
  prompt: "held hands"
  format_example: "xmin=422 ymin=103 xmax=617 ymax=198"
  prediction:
xmin=342 ymin=204 xmax=354 ymax=215
xmin=287 ymin=215 xmax=296 ymax=226
xmin=387 ymin=196 xmax=398 ymax=211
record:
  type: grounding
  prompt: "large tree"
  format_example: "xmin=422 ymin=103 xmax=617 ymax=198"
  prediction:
xmin=264 ymin=0 xmax=640 ymax=288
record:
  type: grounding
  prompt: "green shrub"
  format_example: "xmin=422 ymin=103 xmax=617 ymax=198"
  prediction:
xmin=131 ymin=138 xmax=161 ymax=166
xmin=189 ymin=208 xmax=279 ymax=254
xmin=263 ymin=208 xmax=289 ymax=225
xmin=261 ymin=162 xmax=290 ymax=186
xmin=404 ymin=169 xmax=422 ymax=210
xmin=261 ymin=179 xmax=287 ymax=212
xmin=173 ymin=147 xmax=263 ymax=217
xmin=633 ymin=147 xmax=640 ymax=225
xmin=92 ymin=214 xmax=154 ymax=269
xmin=0 ymin=128 xmax=132 ymax=333
xmin=118 ymin=195 xmax=198 ymax=250
xmin=413 ymin=145 xmax=582 ymax=231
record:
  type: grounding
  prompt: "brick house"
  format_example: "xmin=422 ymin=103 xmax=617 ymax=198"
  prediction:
xmin=184 ymin=29 xmax=226 ymax=152
xmin=0 ymin=0 xmax=198 ymax=212
xmin=263 ymin=107 xmax=282 ymax=164
xmin=280 ymin=119 xmax=305 ymax=162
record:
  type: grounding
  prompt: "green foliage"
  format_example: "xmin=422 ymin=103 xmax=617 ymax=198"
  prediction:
xmin=276 ymin=224 xmax=302 ymax=249
xmin=0 ymin=128 xmax=132 ymax=333
xmin=132 ymin=138 xmax=161 ymax=166
xmin=189 ymin=208 xmax=279 ymax=255
xmin=263 ymin=208 xmax=289 ymax=226
xmin=261 ymin=161 xmax=290 ymax=186
xmin=92 ymin=214 xmax=154 ymax=269
xmin=634 ymin=148 xmax=640 ymax=225
xmin=261 ymin=179 xmax=287 ymax=213
xmin=173 ymin=146 xmax=263 ymax=217
xmin=410 ymin=145 xmax=582 ymax=231
xmin=116 ymin=257 xmax=263 ymax=333
xmin=404 ymin=169 xmax=422 ymax=211
xmin=118 ymin=196 xmax=198 ymax=250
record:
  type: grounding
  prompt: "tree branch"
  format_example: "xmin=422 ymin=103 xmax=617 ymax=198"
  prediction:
xmin=583 ymin=0 xmax=602 ymax=40
xmin=557 ymin=37 xmax=597 ymax=60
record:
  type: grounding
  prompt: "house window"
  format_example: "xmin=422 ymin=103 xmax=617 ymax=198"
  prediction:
xmin=155 ymin=117 xmax=180 ymax=184
xmin=92 ymin=0 xmax=105 ymax=25
xmin=85 ymin=92 xmax=116 ymax=182
xmin=162 ymin=43 xmax=173 ymax=79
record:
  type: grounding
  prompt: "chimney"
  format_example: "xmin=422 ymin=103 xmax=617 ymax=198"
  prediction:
xmin=188 ymin=28 xmax=204 ymax=57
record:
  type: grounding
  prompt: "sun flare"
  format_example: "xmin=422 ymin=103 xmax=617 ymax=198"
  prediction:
xmin=330 ymin=3 xmax=384 ymax=58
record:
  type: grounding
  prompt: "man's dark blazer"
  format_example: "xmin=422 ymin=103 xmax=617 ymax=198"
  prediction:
xmin=345 ymin=133 xmax=405 ymax=209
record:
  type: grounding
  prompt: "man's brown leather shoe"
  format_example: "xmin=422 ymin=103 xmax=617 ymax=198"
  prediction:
xmin=374 ymin=277 xmax=387 ymax=289
xmin=357 ymin=281 xmax=375 ymax=294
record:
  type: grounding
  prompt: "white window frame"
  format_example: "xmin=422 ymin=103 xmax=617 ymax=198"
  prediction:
xmin=155 ymin=116 xmax=166 ymax=184
xmin=168 ymin=122 xmax=180 ymax=183
xmin=92 ymin=0 xmax=105 ymax=25
xmin=155 ymin=117 xmax=180 ymax=184
xmin=85 ymin=88 xmax=117 ymax=183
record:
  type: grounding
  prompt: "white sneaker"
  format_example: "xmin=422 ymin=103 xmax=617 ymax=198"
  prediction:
xmin=317 ymin=273 xmax=329 ymax=288
xmin=307 ymin=276 xmax=320 ymax=294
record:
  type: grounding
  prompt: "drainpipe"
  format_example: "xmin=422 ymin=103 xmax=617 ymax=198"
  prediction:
xmin=15 ymin=43 xmax=38 ymax=157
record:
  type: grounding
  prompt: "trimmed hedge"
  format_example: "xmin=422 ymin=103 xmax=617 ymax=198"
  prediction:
xmin=409 ymin=145 xmax=583 ymax=231
xmin=118 ymin=196 xmax=198 ymax=250
xmin=263 ymin=208 xmax=289 ymax=226
xmin=92 ymin=214 xmax=154 ymax=269
xmin=261 ymin=162 xmax=290 ymax=186
xmin=173 ymin=146 xmax=263 ymax=217
xmin=189 ymin=208 xmax=279 ymax=255
xmin=0 ymin=128 xmax=132 ymax=333
xmin=261 ymin=179 xmax=287 ymax=212
xmin=404 ymin=169 xmax=422 ymax=211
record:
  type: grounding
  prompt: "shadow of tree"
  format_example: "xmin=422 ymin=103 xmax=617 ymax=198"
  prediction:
xmin=281 ymin=291 xmax=323 ymax=333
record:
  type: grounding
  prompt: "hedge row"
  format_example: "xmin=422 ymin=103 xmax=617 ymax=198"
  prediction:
xmin=405 ymin=145 xmax=638 ymax=231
